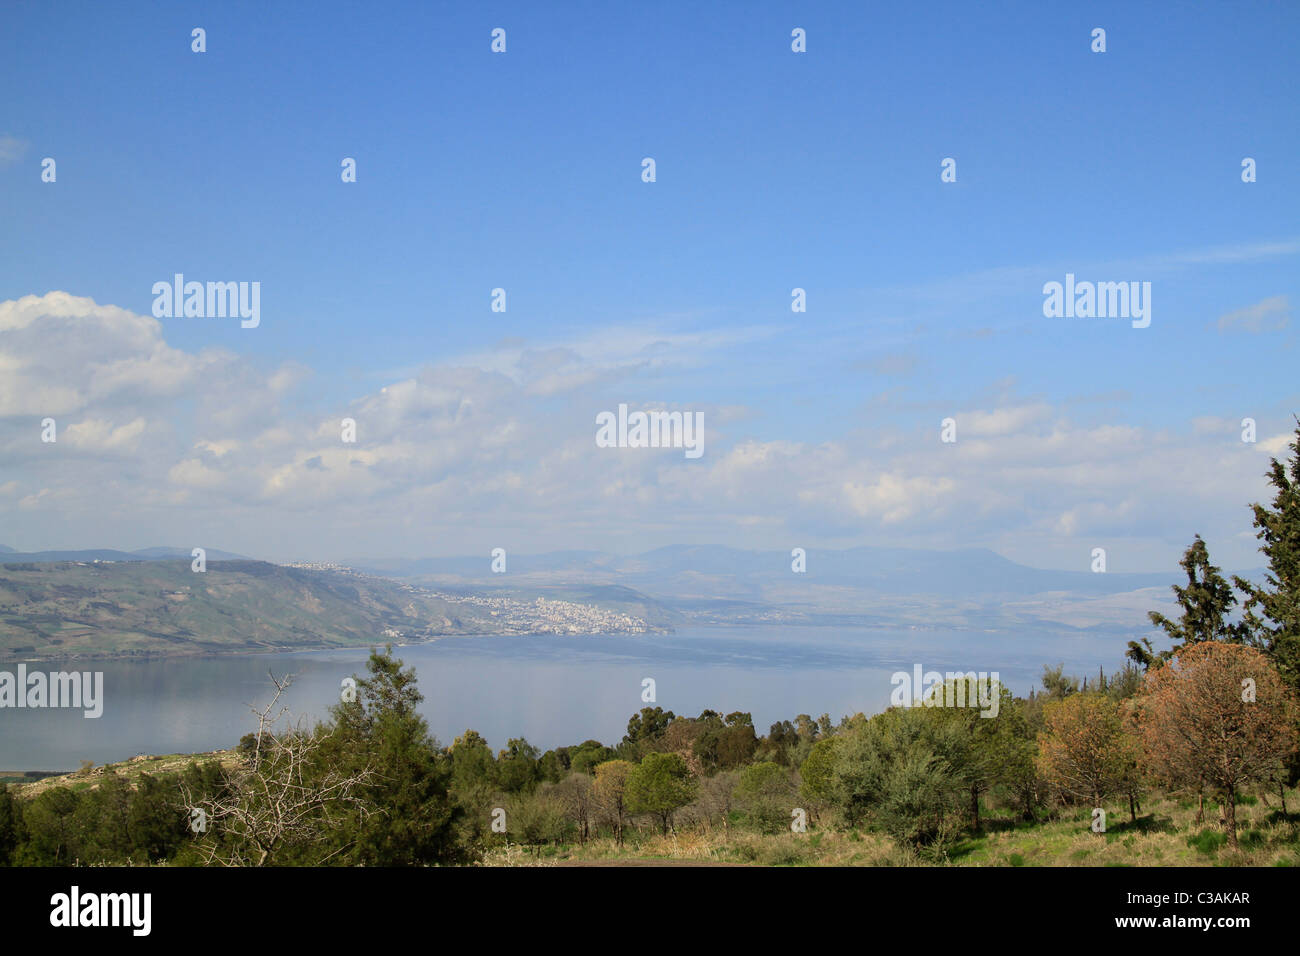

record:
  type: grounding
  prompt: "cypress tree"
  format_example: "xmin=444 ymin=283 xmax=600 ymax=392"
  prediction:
xmin=1147 ymin=534 xmax=1246 ymax=657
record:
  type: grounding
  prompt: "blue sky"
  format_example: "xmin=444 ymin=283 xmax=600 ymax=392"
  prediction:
xmin=1 ymin=1 xmax=1298 ymax=571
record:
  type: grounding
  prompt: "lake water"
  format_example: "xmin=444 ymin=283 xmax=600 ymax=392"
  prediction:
xmin=0 ymin=625 xmax=1125 ymax=770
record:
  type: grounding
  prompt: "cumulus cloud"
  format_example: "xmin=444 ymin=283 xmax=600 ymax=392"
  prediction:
xmin=64 ymin=417 xmax=148 ymax=453
xmin=844 ymin=473 xmax=957 ymax=524
xmin=0 ymin=292 xmax=224 ymax=417
xmin=0 ymin=291 xmax=1290 ymax=568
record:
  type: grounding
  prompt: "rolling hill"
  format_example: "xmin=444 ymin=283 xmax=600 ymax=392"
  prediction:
xmin=0 ymin=560 xmax=675 ymax=662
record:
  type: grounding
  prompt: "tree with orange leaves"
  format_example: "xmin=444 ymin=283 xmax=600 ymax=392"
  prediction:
xmin=1135 ymin=641 xmax=1298 ymax=848
xmin=1036 ymin=693 xmax=1136 ymax=829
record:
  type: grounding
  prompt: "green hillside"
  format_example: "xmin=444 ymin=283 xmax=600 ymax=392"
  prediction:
xmin=0 ymin=560 xmax=501 ymax=661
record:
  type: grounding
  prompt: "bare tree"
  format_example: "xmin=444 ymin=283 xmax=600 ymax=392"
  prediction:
xmin=592 ymin=759 xmax=634 ymax=847
xmin=181 ymin=671 xmax=379 ymax=866
xmin=554 ymin=772 xmax=595 ymax=845
xmin=685 ymin=770 xmax=739 ymax=833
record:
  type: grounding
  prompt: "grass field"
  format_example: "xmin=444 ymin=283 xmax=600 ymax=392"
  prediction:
xmin=481 ymin=789 xmax=1300 ymax=867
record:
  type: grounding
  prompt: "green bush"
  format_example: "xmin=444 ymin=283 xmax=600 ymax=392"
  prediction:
xmin=1187 ymin=829 xmax=1228 ymax=855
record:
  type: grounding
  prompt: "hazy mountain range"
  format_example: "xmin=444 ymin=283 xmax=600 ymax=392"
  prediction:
xmin=350 ymin=544 xmax=1228 ymax=636
xmin=0 ymin=542 xmax=1250 ymax=663
xmin=0 ymin=546 xmax=248 ymax=562
xmin=351 ymin=545 xmax=1182 ymax=597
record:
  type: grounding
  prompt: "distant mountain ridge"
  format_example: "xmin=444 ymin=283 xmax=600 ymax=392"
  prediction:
xmin=349 ymin=544 xmax=1270 ymax=637
xmin=0 ymin=546 xmax=248 ymax=564
xmin=351 ymin=544 xmax=1227 ymax=598
xmin=2 ymin=543 xmax=1258 ymax=596
xmin=1 ymin=543 xmax=1266 ymax=650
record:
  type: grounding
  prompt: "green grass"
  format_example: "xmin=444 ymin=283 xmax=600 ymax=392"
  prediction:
xmin=483 ymin=786 xmax=1300 ymax=868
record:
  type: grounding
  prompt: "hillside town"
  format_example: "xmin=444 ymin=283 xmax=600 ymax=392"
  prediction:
xmin=284 ymin=562 xmax=661 ymax=637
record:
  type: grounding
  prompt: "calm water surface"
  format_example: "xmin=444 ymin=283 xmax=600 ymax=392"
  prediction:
xmin=0 ymin=625 xmax=1121 ymax=769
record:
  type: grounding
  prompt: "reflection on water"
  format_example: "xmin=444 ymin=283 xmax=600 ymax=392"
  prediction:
xmin=0 ymin=625 xmax=1119 ymax=769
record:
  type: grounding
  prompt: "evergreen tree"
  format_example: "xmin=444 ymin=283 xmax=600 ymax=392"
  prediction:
xmin=20 ymin=787 xmax=81 ymax=864
xmin=1233 ymin=422 xmax=1300 ymax=693
xmin=620 ymin=706 xmax=676 ymax=757
xmin=1040 ymin=664 xmax=1079 ymax=699
xmin=1147 ymin=535 xmax=1246 ymax=654
xmin=448 ymin=729 xmax=498 ymax=810
xmin=567 ymin=740 xmax=615 ymax=777
xmin=321 ymin=647 xmax=466 ymax=865
xmin=0 ymin=784 xmax=20 ymax=866
xmin=126 ymin=773 xmax=186 ymax=863
xmin=496 ymin=738 xmax=541 ymax=793
xmin=76 ymin=772 xmax=133 ymax=862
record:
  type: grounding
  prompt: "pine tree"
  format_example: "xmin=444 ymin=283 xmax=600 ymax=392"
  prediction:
xmin=1233 ymin=421 xmax=1300 ymax=694
xmin=0 ymin=784 xmax=19 ymax=866
xmin=320 ymin=646 xmax=467 ymax=865
xmin=1146 ymin=535 xmax=1245 ymax=660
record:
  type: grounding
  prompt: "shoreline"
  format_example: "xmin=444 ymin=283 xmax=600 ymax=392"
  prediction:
xmin=0 ymin=625 xmax=678 ymax=667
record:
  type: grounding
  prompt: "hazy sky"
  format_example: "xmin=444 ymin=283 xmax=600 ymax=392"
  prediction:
xmin=2 ymin=1 xmax=1298 ymax=571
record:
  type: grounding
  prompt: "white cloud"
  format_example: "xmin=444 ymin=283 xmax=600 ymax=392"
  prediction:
xmin=1215 ymin=295 xmax=1290 ymax=333
xmin=0 ymin=291 xmax=1292 ymax=569
xmin=64 ymin=417 xmax=148 ymax=453
xmin=0 ymin=135 xmax=28 ymax=166
xmin=843 ymin=473 xmax=957 ymax=524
